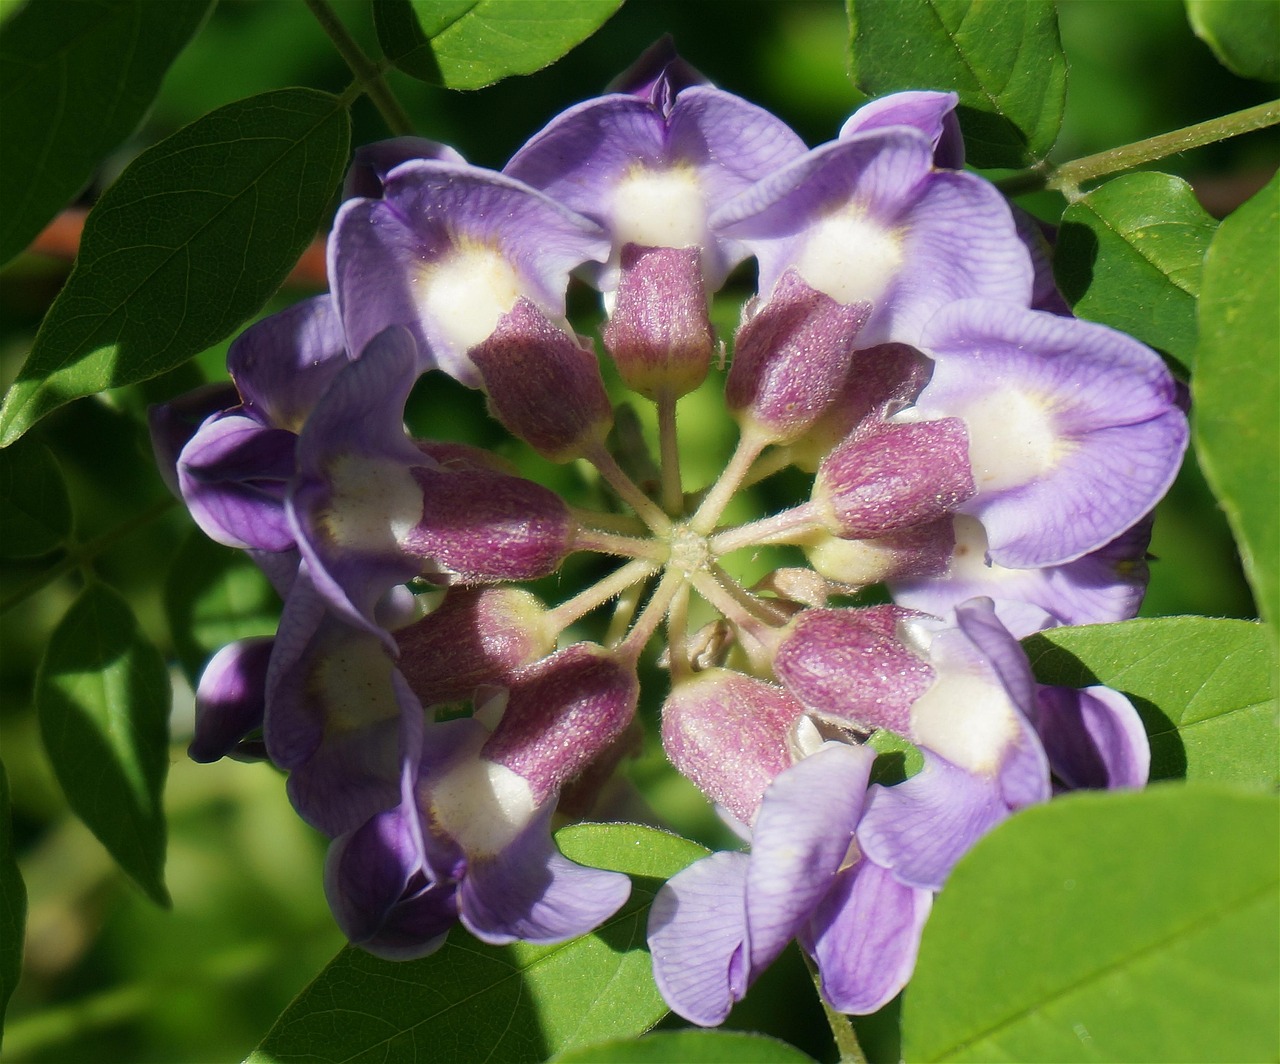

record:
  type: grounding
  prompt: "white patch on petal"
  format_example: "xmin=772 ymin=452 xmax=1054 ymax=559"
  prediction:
xmin=312 ymin=635 xmax=398 ymax=732
xmin=793 ymin=209 xmax=903 ymax=307
xmin=432 ymin=757 xmax=536 ymax=858
xmin=324 ymin=455 xmax=423 ymax=553
xmin=611 ymin=166 xmax=707 ymax=250
xmin=961 ymin=389 xmax=1067 ymax=493
xmin=909 ymin=669 xmax=1017 ymax=777
xmin=414 ymin=242 xmax=523 ymax=352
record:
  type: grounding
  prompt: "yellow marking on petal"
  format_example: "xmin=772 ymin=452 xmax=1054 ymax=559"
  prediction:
xmin=909 ymin=668 xmax=1018 ymax=777
xmin=961 ymin=389 xmax=1073 ymax=493
xmin=793 ymin=206 xmax=904 ymax=307
xmin=323 ymin=455 xmax=423 ymax=553
xmin=611 ymin=164 xmax=707 ymax=250
xmin=312 ymin=635 xmax=400 ymax=734
xmin=413 ymin=240 xmax=523 ymax=353
xmin=432 ymin=756 xmax=536 ymax=858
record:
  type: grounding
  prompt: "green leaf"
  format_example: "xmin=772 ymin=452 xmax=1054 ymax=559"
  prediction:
xmin=847 ymin=0 xmax=1066 ymax=169
xmin=903 ymin=787 xmax=1279 ymax=1062
xmin=1187 ymin=0 xmax=1279 ymax=81
xmin=250 ymin=824 xmax=707 ymax=1063
xmin=1054 ymin=172 xmax=1217 ymax=373
xmin=553 ymin=1031 xmax=817 ymax=1063
xmin=35 ymin=583 xmax=171 ymax=905
xmin=1194 ymin=174 xmax=1280 ymax=644
xmin=0 ymin=88 xmax=351 ymax=446
xmin=1024 ymin=617 xmax=1278 ymax=788
xmin=0 ymin=0 xmax=212 ymax=267
xmin=0 ymin=761 xmax=25 ymax=1049
xmin=375 ymin=0 xmax=624 ymax=90
xmin=0 ymin=436 xmax=72 ymax=557
xmin=164 ymin=529 xmax=280 ymax=686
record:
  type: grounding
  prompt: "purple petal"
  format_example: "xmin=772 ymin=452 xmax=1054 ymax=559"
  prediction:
xmin=839 ymin=91 xmax=963 ymax=169
xmin=917 ymin=301 xmax=1189 ymax=567
xmin=148 ymin=383 xmax=240 ymax=496
xmin=324 ymin=800 xmax=426 ymax=943
xmin=226 ymin=295 xmax=349 ymax=432
xmin=745 ymin=743 xmax=875 ymax=974
xmin=190 ymin=637 xmax=272 ymax=763
xmin=857 ymin=752 xmax=1010 ymax=891
xmin=342 ymin=137 xmax=466 ymax=200
xmin=1034 ymin=684 xmax=1150 ymax=791
xmin=801 ymin=858 xmax=932 ymax=1015
xmin=459 ymin=806 xmax=631 ymax=945
xmin=648 ymin=850 xmax=751 ymax=1027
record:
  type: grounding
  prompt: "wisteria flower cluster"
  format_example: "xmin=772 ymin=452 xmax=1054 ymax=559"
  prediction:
xmin=151 ymin=42 xmax=1186 ymax=1023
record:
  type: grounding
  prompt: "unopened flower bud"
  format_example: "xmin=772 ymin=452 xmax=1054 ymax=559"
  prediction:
xmin=604 ymin=244 xmax=713 ymax=400
xmin=469 ymin=300 xmax=614 ymax=461
xmin=482 ymin=643 xmax=639 ymax=804
xmin=395 ymin=588 xmax=556 ymax=707
xmin=725 ymin=270 xmax=869 ymax=445
xmin=191 ymin=637 xmax=273 ymax=763
xmin=773 ymin=607 xmax=934 ymax=735
xmin=660 ymin=668 xmax=805 ymax=825
xmin=405 ymin=467 xmax=575 ymax=583
xmin=812 ymin=419 xmax=974 ymax=539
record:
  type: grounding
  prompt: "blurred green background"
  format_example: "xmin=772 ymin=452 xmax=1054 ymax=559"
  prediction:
xmin=0 ymin=1 xmax=1273 ymax=1061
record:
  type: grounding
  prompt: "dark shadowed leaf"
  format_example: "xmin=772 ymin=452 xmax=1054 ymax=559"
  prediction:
xmin=0 ymin=761 xmax=25 ymax=1049
xmin=0 ymin=0 xmax=212 ymax=267
xmin=1024 ymin=617 xmax=1278 ymax=788
xmin=1054 ymin=172 xmax=1217 ymax=373
xmin=249 ymin=824 xmax=707 ymax=1063
xmin=164 ymin=529 xmax=281 ymax=686
xmin=36 ymin=583 xmax=171 ymax=905
xmin=847 ymin=0 xmax=1066 ymax=168
xmin=0 ymin=436 xmax=72 ymax=558
xmin=376 ymin=0 xmax=623 ymax=89
xmin=553 ymin=1030 xmax=817 ymax=1063
xmin=0 ymin=89 xmax=350 ymax=446
xmin=1187 ymin=0 xmax=1279 ymax=81
xmin=904 ymin=787 xmax=1279 ymax=1062
xmin=1194 ymin=174 xmax=1280 ymax=643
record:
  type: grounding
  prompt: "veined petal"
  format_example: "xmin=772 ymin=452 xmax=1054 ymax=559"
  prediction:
xmin=744 ymin=743 xmax=875 ymax=975
xmin=648 ymin=850 xmax=751 ymax=1027
xmin=801 ymin=859 xmax=932 ymax=1015
xmin=839 ymin=90 xmax=963 ymax=169
xmin=1034 ymin=684 xmax=1150 ymax=791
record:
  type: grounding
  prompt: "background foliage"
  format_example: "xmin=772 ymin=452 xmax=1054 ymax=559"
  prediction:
xmin=0 ymin=1 xmax=1276 ymax=1061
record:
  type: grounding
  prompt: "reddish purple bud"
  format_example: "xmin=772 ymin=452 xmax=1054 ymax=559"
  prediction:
xmin=469 ymin=300 xmax=614 ymax=461
xmin=773 ymin=606 xmax=935 ymax=735
xmin=483 ymin=643 xmax=639 ymax=804
xmin=725 ymin=271 xmax=869 ymax=445
xmin=603 ymin=244 xmax=714 ymax=400
xmin=416 ymin=438 xmax=517 ymax=475
xmin=789 ymin=343 xmax=933 ymax=471
xmin=804 ymin=519 xmax=955 ymax=588
xmin=395 ymin=588 xmax=555 ymax=707
xmin=812 ymin=419 xmax=975 ymax=539
xmin=660 ymin=668 xmax=805 ymax=825
xmin=405 ymin=467 xmax=575 ymax=583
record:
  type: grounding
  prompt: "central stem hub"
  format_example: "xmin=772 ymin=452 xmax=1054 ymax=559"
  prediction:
xmin=667 ymin=522 xmax=712 ymax=578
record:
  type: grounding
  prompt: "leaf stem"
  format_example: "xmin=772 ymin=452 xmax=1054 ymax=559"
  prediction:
xmin=1000 ymin=99 xmax=1280 ymax=202
xmin=0 ymin=496 xmax=177 ymax=615
xmin=303 ymin=0 xmax=413 ymax=136
xmin=803 ymin=952 xmax=868 ymax=1064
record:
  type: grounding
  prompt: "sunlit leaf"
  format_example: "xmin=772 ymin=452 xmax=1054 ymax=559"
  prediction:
xmin=1187 ymin=0 xmax=1279 ymax=81
xmin=164 ymin=529 xmax=280 ymax=686
xmin=1194 ymin=174 xmax=1280 ymax=644
xmin=0 ymin=89 xmax=350 ymax=446
xmin=553 ymin=1030 xmax=817 ymax=1063
xmin=0 ymin=0 xmax=212 ymax=267
xmin=1024 ymin=617 xmax=1278 ymax=788
xmin=375 ymin=0 xmax=623 ymax=90
xmin=36 ymin=583 xmax=171 ymax=905
xmin=847 ymin=0 xmax=1066 ymax=168
xmin=0 ymin=761 xmax=25 ymax=1049
xmin=1055 ymin=172 xmax=1217 ymax=373
xmin=0 ymin=436 xmax=72 ymax=558
xmin=250 ymin=824 xmax=707 ymax=1063
xmin=903 ymin=787 xmax=1279 ymax=1062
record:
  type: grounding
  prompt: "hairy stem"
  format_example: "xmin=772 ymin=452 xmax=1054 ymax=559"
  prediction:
xmin=689 ymin=430 xmax=767 ymax=534
xmin=585 ymin=442 xmax=672 ymax=534
xmin=545 ymin=559 xmax=658 ymax=631
xmin=803 ymin=953 xmax=868 ymax=1064
xmin=656 ymin=390 xmax=685 ymax=517
xmin=303 ymin=0 xmax=413 ymax=136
